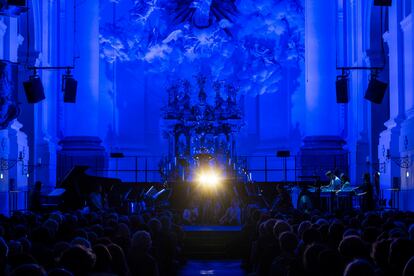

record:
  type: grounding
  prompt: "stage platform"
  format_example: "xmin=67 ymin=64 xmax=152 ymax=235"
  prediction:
xmin=182 ymin=225 xmax=244 ymax=259
xmin=179 ymin=260 xmax=246 ymax=276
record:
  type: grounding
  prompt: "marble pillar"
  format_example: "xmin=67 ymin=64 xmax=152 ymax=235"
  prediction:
xmin=378 ymin=2 xmax=406 ymax=208
xmin=57 ymin=136 xmax=106 ymax=184
xmin=300 ymin=0 xmax=346 ymax=179
xmin=399 ymin=12 xmax=414 ymax=209
xmin=33 ymin=0 xmax=60 ymax=190
xmin=0 ymin=120 xmax=29 ymax=216
xmin=57 ymin=0 xmax=107 ymax=181
xmin=63 ymin=0 xmax=99 ymax=136
xmin=0 ymin=14 xmax=28 ymax=215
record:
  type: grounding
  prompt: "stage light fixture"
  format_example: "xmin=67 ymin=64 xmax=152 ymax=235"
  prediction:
xmin=364 ymin=71 xmax=388 ymax=104
xmin=23 ymin=71 xmax=45 ymax=104
xmin=62 ymin=70 xmax=78 ymax=103
xmin=197 ymin=169 xmax=221 ymax=189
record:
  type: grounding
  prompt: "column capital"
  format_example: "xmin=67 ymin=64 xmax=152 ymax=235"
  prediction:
xmin=0 ymin=19 xmax=7 ymax=38
xmin=400 ymin=14 xmax=412 ymax=33
xmin=10 ymin=119 xmax=23 ymax=132
xmin=362 ymin=51 xmax=372 ymax=67
xmin=382 ymin=31 xmax=391 ymax=46
xmin=406 ymin=107 xmax=414 ymax=119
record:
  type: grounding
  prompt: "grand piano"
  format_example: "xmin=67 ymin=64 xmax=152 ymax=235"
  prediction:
xmin=59 ymin=166 xmax=122 ymax=210
xmin=56 ymin=165 xmax=170 ymax=212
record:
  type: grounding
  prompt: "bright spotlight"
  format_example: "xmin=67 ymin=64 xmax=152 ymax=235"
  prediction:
xmin=197 ymin=170 xmax=221 ymax=188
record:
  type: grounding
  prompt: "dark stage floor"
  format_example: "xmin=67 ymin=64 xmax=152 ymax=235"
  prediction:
xmin=182 ymin=225 xmax=243 ymax=260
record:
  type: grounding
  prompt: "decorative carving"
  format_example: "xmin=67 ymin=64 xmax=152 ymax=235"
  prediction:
xmin=162 ymin=74 xmax=244 ymax=167
xmin=391 ymin=156 xmax=410 ymax=169
xmin=0 ymin=158 xmax=17 ymax=170
xmin=0 ymin=19 xmax=7 ymax=38
xmin=172 ymin=0 xmax=238 ymax=30
xmin=0 ymin=62 xmax=20 ymax=130
xmin=386 ymin=149 xmax=411 ymax=169
xmin=99 ymin=0 xmax=304 ymax=96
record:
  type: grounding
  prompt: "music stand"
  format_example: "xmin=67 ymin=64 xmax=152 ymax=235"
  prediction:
xmin=277 ymin=150 xmax=290 ymax=185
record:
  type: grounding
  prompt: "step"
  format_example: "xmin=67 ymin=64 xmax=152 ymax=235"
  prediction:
xmin=182 ymin=225 xmax=243 ymax=259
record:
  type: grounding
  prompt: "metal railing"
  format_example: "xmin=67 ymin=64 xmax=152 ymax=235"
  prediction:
xmin=97 ymin=155 xmax=165 ymax=183
xmin=235 ymin=154 xmax=349 ymax=183
xmin=0 ymin=191 xmax=28 ymax=216
xmin=60 ymin=153 xmax=349 ymax=184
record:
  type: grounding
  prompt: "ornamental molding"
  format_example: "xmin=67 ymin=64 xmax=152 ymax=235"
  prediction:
xmin=400 ymin=14 xmax=412 ymax=33
xmin=0 ymin=20 xmax=7 ymax=38
xmin=382 ymin=31 xmax=390 ymax=45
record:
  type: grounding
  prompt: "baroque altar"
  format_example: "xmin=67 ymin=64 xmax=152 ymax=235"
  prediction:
xmin=161 ymin=75 xmax=244 ymax=181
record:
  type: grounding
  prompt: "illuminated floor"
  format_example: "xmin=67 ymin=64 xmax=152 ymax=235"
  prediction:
xmin=179 ymin=260 xmax=246 ymax=276
xmin=182 ymin=225 xmax=242 ymax=232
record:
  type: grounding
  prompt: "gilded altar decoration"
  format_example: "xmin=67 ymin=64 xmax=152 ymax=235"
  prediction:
xmin=162 ymin=74 xmax=243 ymax=174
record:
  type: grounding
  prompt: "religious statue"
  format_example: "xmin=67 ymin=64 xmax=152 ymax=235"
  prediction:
xmin=213 ymin=81 xmax=224 ymax=114
xmin=161 ymin=74 xmax=244 ymax=180
xmin=181 ymin=80 xmax=192 ymax=112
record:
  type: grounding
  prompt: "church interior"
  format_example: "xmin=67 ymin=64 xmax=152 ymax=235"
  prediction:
xmin=1 ymin=0 xmax=414 ymax=275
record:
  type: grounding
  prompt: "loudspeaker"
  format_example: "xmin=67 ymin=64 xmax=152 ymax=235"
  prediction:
xmin=336 ymin=78 xmax=349 ymax=103
xmin=8 ymin=0 xmax=26 ymax=6
xmin=364 ymin=79 xmax=388 ymax=104
xmin=110 ymin=152 xmax=125 ymax=158
xmin=23 ymin=77 xmax=45 ymax=103
xmin=63 ymin=77 xmax=77 ymax=103
xmin=374 ymin=0 xmax=392 ymax=6
xmin=277 ymin=150 xmax=290 ymax=157
xmin=0 ymin=0 xmax=25 ymax=9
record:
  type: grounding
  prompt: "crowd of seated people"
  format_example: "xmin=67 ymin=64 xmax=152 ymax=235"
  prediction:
xmin=0 ymin=209 xmax=184 ymax=276
xmin=2 ymin=201 xmax=414 ymax=275
xmin=241 ymin=205 xmax=414 ymax=276
xmin=3 ymin=167 xmax=413 ymax=276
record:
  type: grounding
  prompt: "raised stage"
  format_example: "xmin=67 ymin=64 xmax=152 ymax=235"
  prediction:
xmin=182 ymin=225 xmax=243 ymax=259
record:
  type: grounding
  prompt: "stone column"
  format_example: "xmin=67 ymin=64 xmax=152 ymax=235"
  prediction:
xmin=33 ymin=0 xmax=60 ymax=189
xmin=0 ymin=131 xmax=10 ymax=216
xmin=58 ymin=0 xmax=107 ymax=181
xmin=0 ymin=121 xmax=29 ymax=216
xmin=378 ymin=1 xmax=406 ymax=208
xmin=63 ymin=0 xmax=99 ymax=136
xmin=304 ymin=0 xmax=340 ymax=136
xmin=399 ymin=12 xmax=414 ymax=209
xmin=57 ymin=136 xmax=106 ymax=183
xmin=0 ymin=14 xmax=28 ymax=215
xmin=0 ymin=19 xmax=7 ymax=59
xmin=300 ymin=0 xmax=346 ymax=178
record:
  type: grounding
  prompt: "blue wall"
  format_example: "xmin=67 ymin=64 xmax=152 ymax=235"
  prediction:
xmin=97 ymin=0 xmax=305 ymax=162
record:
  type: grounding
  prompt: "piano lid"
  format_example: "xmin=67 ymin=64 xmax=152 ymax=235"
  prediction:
xmin=61 ymin=165 xmax=122 ymax=193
